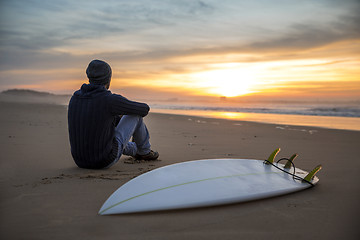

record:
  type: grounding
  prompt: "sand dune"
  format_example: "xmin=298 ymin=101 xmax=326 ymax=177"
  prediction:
xmin=0 ymin=89 xmax=71 ymax=105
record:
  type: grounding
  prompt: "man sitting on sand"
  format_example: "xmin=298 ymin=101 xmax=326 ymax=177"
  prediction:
xmin=68 ymin=59 xmax=159 ymax=169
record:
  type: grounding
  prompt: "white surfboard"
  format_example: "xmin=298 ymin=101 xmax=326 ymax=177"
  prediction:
xmin=99 ymin=156 xmax=321 ymax=215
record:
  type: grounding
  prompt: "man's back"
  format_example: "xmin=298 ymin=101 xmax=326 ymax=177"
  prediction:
xmin=68 ymin=84 xmax=118 ymax=169
xmin=68 ymin=59 xmax=154 ymax=169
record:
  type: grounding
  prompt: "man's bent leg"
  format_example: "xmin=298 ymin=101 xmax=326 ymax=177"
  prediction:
xmin=115 ymin=115 xmax=151 ymax=157
xmin=131 ymin=117 xmax=151 ymax=155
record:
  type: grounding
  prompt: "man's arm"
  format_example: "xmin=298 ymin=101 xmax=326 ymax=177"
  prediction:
xmin=109 ymin=94 xmax=150 ymax=117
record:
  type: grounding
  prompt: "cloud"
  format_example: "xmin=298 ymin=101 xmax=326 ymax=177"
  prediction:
xmin=248 ymin=13 xmax=360 ymax=51
xmin=268 ymin=80 xmax=360 ymax=97
xmin=0 ymin=0 xmax=215 ymax=50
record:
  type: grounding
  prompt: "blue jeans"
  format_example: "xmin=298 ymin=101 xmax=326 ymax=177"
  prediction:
xmin=105 ymin=115 xmax=151 ymax=168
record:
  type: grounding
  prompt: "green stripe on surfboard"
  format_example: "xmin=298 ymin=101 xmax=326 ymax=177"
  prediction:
xmin=99 ymin=170 xmax=282 ymax=215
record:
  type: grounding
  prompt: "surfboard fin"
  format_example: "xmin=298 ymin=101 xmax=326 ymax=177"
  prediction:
xmin=284 ymin=153 xmax=298 ymax=169
xmin=266 ymin=148 xmax=281 ymax=165
xmin=303 ymin=165 xmax=322 ymax=182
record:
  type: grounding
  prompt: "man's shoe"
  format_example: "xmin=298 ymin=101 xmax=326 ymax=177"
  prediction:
xmin=134 ymin=150 xmax=159 ymax=160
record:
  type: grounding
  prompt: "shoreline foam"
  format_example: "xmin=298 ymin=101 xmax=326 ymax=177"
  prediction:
xmin=151 ymin=108 xmax=360 ymax=131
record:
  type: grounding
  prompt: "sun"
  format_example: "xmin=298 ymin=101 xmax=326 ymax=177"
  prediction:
xmin=190 ymin=64 xmax=257 ymax=97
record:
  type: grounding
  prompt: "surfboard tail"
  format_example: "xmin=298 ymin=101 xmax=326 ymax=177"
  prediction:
xmin=303 ymin=165 xmax=322 ymax=182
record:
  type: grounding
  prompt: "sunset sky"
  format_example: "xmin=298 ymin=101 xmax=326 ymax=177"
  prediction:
xmin=0 ymin=0 xmax=359 ymax=101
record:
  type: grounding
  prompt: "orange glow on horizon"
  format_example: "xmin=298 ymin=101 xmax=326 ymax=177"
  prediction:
xmin=188 ymin=64 xmax=258 ymax=97
xmin=110 ymin=57 xmax=359 ymax=99
xmin=3 ymin=45 xmax=359 ymax=101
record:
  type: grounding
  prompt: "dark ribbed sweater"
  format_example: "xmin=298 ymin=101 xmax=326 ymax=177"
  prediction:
xmin=68 ymin=84 xmax=150 ymax=169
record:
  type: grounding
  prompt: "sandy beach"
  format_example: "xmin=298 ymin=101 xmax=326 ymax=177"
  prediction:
xmin=0 ymin=100 xmax=359 ymax=240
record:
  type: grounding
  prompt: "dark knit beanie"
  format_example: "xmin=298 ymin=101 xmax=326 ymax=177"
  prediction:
xmin=86 ymin=60 xmax=112 ymax=85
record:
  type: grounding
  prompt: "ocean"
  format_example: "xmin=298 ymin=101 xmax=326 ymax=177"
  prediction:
xmin=149 ymin=100 xmax=360 ymax=131
xmin=4 ymin=89 xmax=358 ymax=131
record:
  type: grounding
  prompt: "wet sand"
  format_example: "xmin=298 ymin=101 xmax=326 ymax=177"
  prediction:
xmin=0 ymin=101 xmax=359 ymax=240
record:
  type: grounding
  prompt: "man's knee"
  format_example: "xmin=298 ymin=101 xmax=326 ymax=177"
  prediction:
xmin=118 ymin=115 xmax=142 ymax=127
xmin=123 ymin=115 xmax=142 ymax=122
